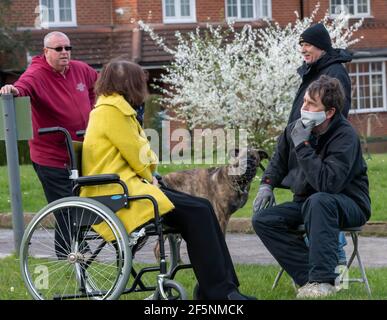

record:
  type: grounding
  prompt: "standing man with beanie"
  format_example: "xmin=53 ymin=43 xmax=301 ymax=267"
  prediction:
xmin=0 ymin=31 xmax=98 ymax=257
xmin=288 ymin=23 xmax=353 ymax=123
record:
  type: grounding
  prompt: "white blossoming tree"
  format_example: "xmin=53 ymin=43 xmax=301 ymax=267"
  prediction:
xmin=139 ymin=4 xmax=363 ymax=150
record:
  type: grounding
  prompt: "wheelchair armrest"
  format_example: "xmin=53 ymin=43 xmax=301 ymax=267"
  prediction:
xmin=73 ymin=174 xmax=129 ymax=205
xmin=76 ymin=174 xmax=120 ymax=186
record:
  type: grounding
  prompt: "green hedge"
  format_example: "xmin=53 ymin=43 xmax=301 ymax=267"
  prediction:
xmin=144 ymin=94 xmax=166 ymax=159
xmin=0 ymin=140 xmax=30 ymax=165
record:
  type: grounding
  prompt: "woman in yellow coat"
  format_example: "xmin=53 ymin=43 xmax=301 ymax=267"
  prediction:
xmin=81 ymin=60 xmax=254 ymax=300
xmin=81 ymin=93 xmax=174 ymax=239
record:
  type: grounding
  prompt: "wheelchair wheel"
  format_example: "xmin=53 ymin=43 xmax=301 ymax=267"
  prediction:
xmin=153 ymin=279 xmax=188 ymax=300
xmin=20 ymin=197 xmax=132 ymax=300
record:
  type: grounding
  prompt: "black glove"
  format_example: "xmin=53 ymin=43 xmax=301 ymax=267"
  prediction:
xmin=253 ymin=184 xmax=275 ymax=213
xmin=290 ymin=119 xmax=314 ymax=147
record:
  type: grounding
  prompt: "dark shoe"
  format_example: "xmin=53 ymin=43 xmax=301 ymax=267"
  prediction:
xmin=227 ymin=290 xmax=257 ymax=300
xmin=193 ymin=283 xmax=206 ymax=300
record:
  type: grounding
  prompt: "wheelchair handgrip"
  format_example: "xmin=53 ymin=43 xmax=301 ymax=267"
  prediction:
xmin=76 ymin=130 xmax=85 ymax=137
xmin=38 ymin=127 xmax=64 ymax=135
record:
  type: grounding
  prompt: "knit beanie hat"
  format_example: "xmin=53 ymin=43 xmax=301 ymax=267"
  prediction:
xmin=299 ymin=23 xmax=332 ymax=52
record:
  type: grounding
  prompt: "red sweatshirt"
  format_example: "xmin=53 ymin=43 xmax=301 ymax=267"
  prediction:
xmin=15 ymin=55 xmax=98 ymax=168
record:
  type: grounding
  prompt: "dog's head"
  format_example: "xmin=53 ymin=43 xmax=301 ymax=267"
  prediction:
xmin=228 ymin=147 xmax=268 ymax=182
xmin=224 ymin=147 xmax=269 ymax=213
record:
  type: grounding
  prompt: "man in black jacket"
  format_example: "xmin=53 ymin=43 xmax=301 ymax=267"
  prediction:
xmin=252 ymin=76 xmax=370 ymax=298
xmin=288 ymin=23 xmax=352 ymax=123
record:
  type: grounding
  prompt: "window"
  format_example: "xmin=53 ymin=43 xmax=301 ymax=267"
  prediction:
xmin=39 ymin=0 xmax=77 ymax=27
xmin=348 ymin=59 xmax=387 ymax=113
xmin=163 ymin=0 xmax=196 ymax=23
xmin=226 ymin=0 xmax=271 ymax=21
xmin=330 ymin=0 xmax=371 ymax=17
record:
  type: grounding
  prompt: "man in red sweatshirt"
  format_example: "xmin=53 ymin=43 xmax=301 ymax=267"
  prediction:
xmin=0 ymin=31 xmax=98 ymax=257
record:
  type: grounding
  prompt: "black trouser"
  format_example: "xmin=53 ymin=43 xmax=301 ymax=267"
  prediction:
xmin=252 ymin=192 xmax=367 ymax=286
xmin=161 ymin=186 xmax=239 ymax=300
xmin=33 ymin=162 xmax=73 ymax=257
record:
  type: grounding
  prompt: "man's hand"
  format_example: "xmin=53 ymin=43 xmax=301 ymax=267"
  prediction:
xmin=291 ymin=119 xmax=314 ymax=147
xmin=0 ymin=85 xmax=19 ymax=96
xmin=253 ymin=184 xmax=275 ymax=213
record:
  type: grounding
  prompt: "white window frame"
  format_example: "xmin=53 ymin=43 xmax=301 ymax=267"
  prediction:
xmin=329 ymin=0 xmax=371 ymax=18
xmin=39 ymin=0 xmax=77 ymax=28
xmin=225 ymin=0 xmax=272 ymax=21
xmin=162 ymin=0 xmax=197 ymax=24
xmin=349 ymin=58 xmax=387 ymax=114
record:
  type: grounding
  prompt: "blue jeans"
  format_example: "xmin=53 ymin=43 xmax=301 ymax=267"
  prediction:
xmin=338 ymin=232 xmax=347 ymax=264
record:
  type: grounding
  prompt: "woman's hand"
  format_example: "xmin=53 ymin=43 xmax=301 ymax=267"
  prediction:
xmin=152 ymin=176 xmax=159 ymax=186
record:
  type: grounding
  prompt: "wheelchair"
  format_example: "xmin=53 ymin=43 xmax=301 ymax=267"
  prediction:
xmin=19 ymin=127 xmax=192 ymax=300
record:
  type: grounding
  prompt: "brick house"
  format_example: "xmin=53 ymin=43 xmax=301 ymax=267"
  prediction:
xmin=2 ymin=0 xmax=387 ymax=152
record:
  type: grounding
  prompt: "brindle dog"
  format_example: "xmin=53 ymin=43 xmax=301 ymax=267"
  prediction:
xmin=161 ymin=148 xmax=268 ymax=233
xmin=152 ymin=148 xmax=268 ymax=261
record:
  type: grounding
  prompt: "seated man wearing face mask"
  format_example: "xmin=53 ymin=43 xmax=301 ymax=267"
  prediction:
xmin=251 ymin=75 xmax=370 ymax=299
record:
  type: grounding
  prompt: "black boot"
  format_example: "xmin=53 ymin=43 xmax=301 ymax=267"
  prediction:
xmin=227 ymin=290 xmax=257 ymax=300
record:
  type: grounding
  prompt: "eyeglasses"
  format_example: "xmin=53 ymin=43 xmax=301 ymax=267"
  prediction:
xmin=46 ymin=46 xmax=72 ymax=52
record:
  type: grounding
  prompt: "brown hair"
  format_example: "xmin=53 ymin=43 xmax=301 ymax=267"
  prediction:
xmin=95 ymin=59 xmax=148 ymax=108
xmin=306 ymin=75 xmax=345 ymax=113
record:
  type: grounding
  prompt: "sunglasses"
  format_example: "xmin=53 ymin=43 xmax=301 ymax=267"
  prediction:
xmin=46 ymin=46 xmax=72 ymax=52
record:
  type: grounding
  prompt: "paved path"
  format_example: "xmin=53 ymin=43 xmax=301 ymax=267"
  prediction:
xmin=1 ymin=228 xmax=387 ymax=267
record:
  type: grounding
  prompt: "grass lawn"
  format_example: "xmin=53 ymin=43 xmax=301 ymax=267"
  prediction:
xmin=1 ymin=254 xmax=386 ymax=300
xmin=0 ymin=153 xmax=386 ymax=221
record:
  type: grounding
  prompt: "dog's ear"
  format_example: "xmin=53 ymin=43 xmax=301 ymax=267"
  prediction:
xmin=258 ymin=149 xmax=269 ymax=160
xmin=249 ymin=148 xmax=269 ymax=161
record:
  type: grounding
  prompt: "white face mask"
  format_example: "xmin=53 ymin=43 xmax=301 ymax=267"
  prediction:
xmin=301 ymin=109 xmax=327 ymax=127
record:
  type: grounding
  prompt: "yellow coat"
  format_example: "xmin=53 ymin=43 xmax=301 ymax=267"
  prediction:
xmin=80 ymin=94 xmax=174 ymax=241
